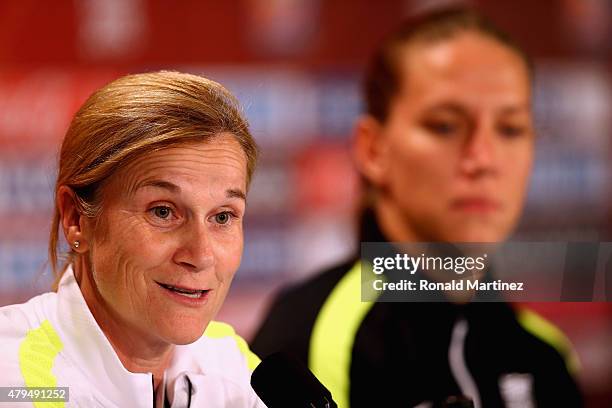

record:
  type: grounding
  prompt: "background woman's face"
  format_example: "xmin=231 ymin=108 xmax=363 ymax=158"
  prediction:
xmin=375 ymin=32 xmax=534 ymax=242
xmin=86 ymin=135 xmax=247 ymax=345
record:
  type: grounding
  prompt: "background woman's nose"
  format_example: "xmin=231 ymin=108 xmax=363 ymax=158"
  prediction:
xmin=459 ymin=124 xmax=497 ymax=177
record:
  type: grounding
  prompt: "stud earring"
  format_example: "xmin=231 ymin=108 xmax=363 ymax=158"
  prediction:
xmin=73 ymin=241 xmax=80 ymax=249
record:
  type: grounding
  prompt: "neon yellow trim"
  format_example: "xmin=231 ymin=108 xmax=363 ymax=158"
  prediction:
xmin=517 ymin=309 xmax=581 ymax=374
xmin=309 ymin=262 xmax=377 ymax=408
xmin=18 ymin=320 xmax=64 ymax=408
xmin=205 ymin=321 xmax=261 ymax=371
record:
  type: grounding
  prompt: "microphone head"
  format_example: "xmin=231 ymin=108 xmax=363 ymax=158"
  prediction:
xmin=251 ymin=352 xmax=337 ymax=408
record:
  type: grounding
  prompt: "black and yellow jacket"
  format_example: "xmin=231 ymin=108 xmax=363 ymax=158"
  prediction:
xmin=251 ymin=209 xmax=582 ymax=407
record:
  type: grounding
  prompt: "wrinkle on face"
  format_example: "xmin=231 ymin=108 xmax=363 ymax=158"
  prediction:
xmin=78 ymin=134 xmax=249 ymax=368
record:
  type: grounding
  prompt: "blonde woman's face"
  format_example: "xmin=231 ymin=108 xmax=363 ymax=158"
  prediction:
xmin=87 ymin=135 xmax=247 ymax=345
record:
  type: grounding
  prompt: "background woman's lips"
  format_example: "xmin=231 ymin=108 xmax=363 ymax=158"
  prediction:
xmin=451 ymin=198 xmax=501 ymax=212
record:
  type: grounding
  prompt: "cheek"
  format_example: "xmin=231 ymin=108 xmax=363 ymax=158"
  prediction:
xmin=213 ymin=229 xmax=244 ymax=282
xmin=387 ymin=133 xmax=455 ymax=195
xmin=504 ymin=147 xmax=533 ymax=194
xmin=108 ymin=211 xmax=177 ymax=261
xmin=90 ymin=216 xmax=170 ymax=302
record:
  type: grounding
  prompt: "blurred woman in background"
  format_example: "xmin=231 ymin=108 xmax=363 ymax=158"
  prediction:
xmin=252 ymin=9 xmax=582 ymax=408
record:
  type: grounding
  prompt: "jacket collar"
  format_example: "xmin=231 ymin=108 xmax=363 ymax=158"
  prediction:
xmin=53 ymin=266 xmax=156 ymax=407
xmin=358 ymin=206 xmax=387 ymax=244
xmin=356 ymin=207 xmax=506 ymax=305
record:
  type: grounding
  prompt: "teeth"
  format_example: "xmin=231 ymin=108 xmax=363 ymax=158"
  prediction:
xmin=175 ymin=291 xmax=202 ymax=299
xmin=169 ymin=286 xmax=197 ymax=294
xmin=161 ymin=283 xmax=205 ymax=299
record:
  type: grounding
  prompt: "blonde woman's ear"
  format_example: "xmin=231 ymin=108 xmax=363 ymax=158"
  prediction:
xmin=57 ymin=185 xmax=89 ymax=253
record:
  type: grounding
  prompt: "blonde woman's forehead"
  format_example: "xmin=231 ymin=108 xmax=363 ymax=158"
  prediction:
xmin=108 ymin=138 xmax=248 ymax=198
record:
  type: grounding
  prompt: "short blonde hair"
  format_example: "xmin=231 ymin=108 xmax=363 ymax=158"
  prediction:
xmin=49 ymin=71 xmax=258 ymax=287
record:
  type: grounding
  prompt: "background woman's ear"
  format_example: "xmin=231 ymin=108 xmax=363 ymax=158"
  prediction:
xmin=57 ymin=185 xmax=89 ymax=253
xmin=352 ymin=114 xmax=390 ymax=188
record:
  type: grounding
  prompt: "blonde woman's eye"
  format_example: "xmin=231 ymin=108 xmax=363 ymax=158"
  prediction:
xmin=214 ymin=212 xmax=232 ymax=225
xmin=152 ymin=206 xmax=172 ymax=219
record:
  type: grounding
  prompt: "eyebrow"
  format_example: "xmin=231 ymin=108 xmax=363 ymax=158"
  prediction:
xmin=227 ymin=188 xmax=246 ymax=201
xmin=425 ymin=103 xmax=530 ymax=116
xmin=134 ymin=180 xmax=180 ymax=193
xmin=497 ymin=106 xmax=531 ymax=115
xmin=134 ymin=179 xmax=246 ymax=201
xmin=425 ymin=103 xmax=470 ymax=116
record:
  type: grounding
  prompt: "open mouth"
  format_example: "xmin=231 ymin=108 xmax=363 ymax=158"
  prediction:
xmin=156 ymin=282 xmax=209 ymax=299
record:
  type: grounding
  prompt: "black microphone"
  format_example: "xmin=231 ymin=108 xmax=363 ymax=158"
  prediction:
xmin=251 ymin=352 xmax=338 ymax=408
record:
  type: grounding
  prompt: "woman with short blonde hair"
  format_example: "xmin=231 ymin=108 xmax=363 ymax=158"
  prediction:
xmin=1 ymin=71 xmax=266 ymax=407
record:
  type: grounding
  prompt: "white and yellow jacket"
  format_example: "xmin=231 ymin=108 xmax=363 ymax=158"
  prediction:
xmin=0 ymin=266 xmax=266 ymax=408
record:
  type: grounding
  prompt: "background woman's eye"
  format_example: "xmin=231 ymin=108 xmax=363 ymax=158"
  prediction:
xmin=498 ymin=124 xmax=527 ymax=138
xmin=424 ymin=120 xmax=461 ymax=136
xmin=153 ymin=206 xmax=172 ymax=219
xmin=215 ymin=212 xmax=232 ymax=225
